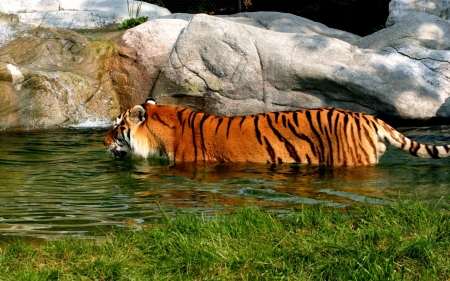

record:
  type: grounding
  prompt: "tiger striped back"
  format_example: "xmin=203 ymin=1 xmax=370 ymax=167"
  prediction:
xmin=103 ymin=100 xmax=450 ymax=166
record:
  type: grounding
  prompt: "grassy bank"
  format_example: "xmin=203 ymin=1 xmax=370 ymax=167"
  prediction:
xmin=1 ymin=200 xmax=449 ymax=280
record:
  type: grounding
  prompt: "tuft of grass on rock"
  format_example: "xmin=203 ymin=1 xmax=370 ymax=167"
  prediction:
xmin=119 ymin=16 xmax=149 ymax=30
xmin=120 ymin=0 xmax=148 ymax=30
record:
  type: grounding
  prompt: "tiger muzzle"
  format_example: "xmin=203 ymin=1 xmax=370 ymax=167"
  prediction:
xmin=110 ymin=149 xmax=127 ymax=158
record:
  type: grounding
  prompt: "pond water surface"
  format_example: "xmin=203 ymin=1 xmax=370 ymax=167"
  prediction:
xmin=0 ymin=126 xmax=450 ymax=240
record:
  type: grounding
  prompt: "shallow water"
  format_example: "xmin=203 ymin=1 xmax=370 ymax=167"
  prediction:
xmin=0 ymin=126 xmax=450 ymax=240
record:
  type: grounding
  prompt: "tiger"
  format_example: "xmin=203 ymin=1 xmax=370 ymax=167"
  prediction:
xmin=103 ymin=98 xmax=450 ymax=166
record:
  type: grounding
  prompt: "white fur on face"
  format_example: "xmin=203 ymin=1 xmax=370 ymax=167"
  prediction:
xmin=107 ymin=114 xmax=131 ymax=157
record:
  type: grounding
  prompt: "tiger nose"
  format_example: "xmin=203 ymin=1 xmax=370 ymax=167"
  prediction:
xmin=114 ymin=151 xmax=127 ymax=158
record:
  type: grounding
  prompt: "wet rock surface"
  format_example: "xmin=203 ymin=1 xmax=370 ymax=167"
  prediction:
xmin=0 ymin=28 xmax=120 ymax=129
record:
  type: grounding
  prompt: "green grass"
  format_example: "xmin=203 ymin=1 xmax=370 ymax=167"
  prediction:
xmin=1 ymin=200 xmax=449 ymax=280
xmin=119 ymin=0 xmax=148 ymax=29
xmin=119 ymin=16 xmax=148 ymax=30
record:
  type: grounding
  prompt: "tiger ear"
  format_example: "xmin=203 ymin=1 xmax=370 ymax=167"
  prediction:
xmin=130 ymin=105 xmax=146 ymax=124
xmin=146 ymin=98 xmax=156 ymax=105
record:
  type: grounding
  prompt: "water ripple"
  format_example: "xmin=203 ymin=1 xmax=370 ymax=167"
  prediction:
xmin=0 ymin=126 xmax=449 ymax=239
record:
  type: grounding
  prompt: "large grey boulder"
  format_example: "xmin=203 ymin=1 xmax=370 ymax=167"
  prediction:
xmin=117 ymin=11 xmax=360 ymax=113
xmin=113 ymin=11 xmax=360 ymax=112
xmin=111 ymin=17 xmax=189 ymax=111
xmin=148 ymin=13 xmax=450 ymax=121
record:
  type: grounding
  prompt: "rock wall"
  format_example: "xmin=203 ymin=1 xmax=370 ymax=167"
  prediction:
xmin=0 ymin=28 xmax=120 ymax=129
xmin=2 ymin=0 xmax=450 ymax=129
xmin=0 ymin=0 xmax=169 ymax=129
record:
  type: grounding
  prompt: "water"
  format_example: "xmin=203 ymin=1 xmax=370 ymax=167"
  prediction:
xmin=0 ymin=126 xmax=450 ymax=240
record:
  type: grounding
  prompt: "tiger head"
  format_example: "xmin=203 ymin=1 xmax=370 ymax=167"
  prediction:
xmin=103 ymin=98 xmax=170 ymax=159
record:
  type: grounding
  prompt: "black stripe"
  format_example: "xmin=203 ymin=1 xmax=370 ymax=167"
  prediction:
xmin=316 ymin=110 xmax=325 ymax=135
xmin=349 ymin=116 xmax=362 ymax=164
xmin=293 ymin=112 xmax=299 ymax=127
xmin=355 ymin=115 xmax=361 ymax=132
xmin=282 ymin=115 xmax=287 ymax=128
xmin=187 ymin=111 xmax=195 ymax=128
xmin=352 ymin=114 xmax=368 ymax=163
xmin=343 ymin=114 xmax=356 ymax=164
xmin=306 ymin=154 xmax=311 ymax=164
xmin=402 ymin=135 xmax=407 ymax=148
xmin=400 ymin=136 xmax=406 ymax=149
xmin=266 ymin=115 xmax=301 ymax=162
xmin=177 ymin=108 xmax=188 ymax=123
xmin=288 ymin=120 xmax=316 ymax=157
xmin=370 ymin=120 xmax=379 ymax=133
xmin=321 ymin=109 xmax=335 ymax=165
xmin=445 ymin=145 xmax=450 ymax=153
xmin=284 ymin=140 xmax=301 ymax=163
xmin=264 ymin=136 xmax=276 ymax=163
xmin=426 ymin=145 xmax=440 ymax=159
xmin=327 ymin=109 xmax=334 ymax=135
xmin=364 ymin=116 xmax=386 ymax=154
xmin=356 ymin=127 xmax=371 ymax=164
xmin=215 ymin=118 xmax=223 ymax=134
xmin=362 ymin=123 xmax=377 ymax=160
xmin=226 ymin=117 xmax=234 ymax=139
xmin=324 ymin=124 xmax=334 ymax=165
xmin=199 ymin=114 xmax=210 ymax=160
xmin=409 ymin=141 xmax=420 ymax=157
xmin=274 ymin=112 xmax=280 ymax=123
xmin=343 ymin=113 xmax=350 ymax=129
xmin=266 ymin=115 xmax=284 ymax=142
xmin=239 ymin=116 xmax=246 ymax=129
xmin=254 ymin=116 xmax=262 ymax=145
xmin=356 ymin=114 xmax=371 ymax=162
xmin=190 ymin=112 xmax=198 ymax=161
xmin=433 ymin=146 xmax=440 ymax=158
xmin=333 ymin=112 xmax=342 ymax=164
xmin=306 ymin=111 xmax=324 ymax=163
